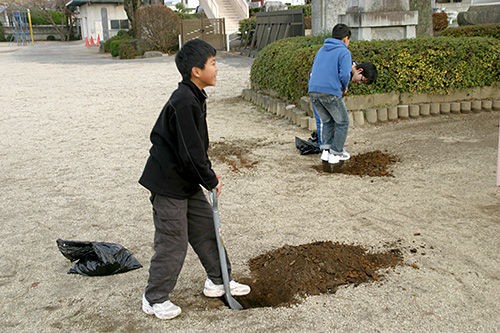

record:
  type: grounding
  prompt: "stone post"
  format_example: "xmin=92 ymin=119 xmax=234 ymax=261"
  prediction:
xmin=311 ymin=0 xmax=348 ymax=35
xmin=339 ymin=0 xmax=418 ymax=41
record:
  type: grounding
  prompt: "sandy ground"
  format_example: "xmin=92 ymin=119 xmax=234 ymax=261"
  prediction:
xmin=0 ymin=41 xmax=499 ymax=333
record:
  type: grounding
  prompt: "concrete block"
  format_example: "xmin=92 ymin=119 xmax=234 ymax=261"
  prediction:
xmin=344 ymin=93 xmax=399 ymax=111
xmin=377 ymin=107 xmax=388 ymax=122
xmin=241 ymin=89 xmax=251 ymax=100
xmin=471 ymin=100 xmax=482 ymax=113
xmin=285 ymin=105 xmax=295 ymax=120
xmin=277 ymin=103 xmax=286 ymax=116
xmin=388 ymin=106 xmax=398 ymax=120
xmin=348 ymin=112 xmax=354 ymax=128
xmin=353 ymin=110 xmax=365 ymax=126
xmin=450 ymin=102 xmax=461 ymax=114
xmin=420 ymin=104 xmax=430 ymax=116
xmin=430 ymin=103 xmax=440 ymax=115
xmin=482 ymin=100 xmax=492 ymax=111
xmin=299 ymin=116 xmax=309 ymax=129
xmin=480 ymin=86 xmax=500 ymax=100
xmin=365 ymin=108 xmax=378 ymax=124
xmin=409 ymin=105 xmax=420 ymax=118
xmin=460 ymin=101 xmax=471 ymax=113
xmin=493 ymin=100 xmax=500 ymax=112
xmin=398 ymin=105 xmax=409 ymax=118
xmin=440 ymin=103 xmax=450 ymax=114
xmin=293 ymin=110 xmax=306 ymax=124
xmin=299 ymin=96 xmax=313 ymax=116
xmin=308 ymin=117 xmax=317 ymax=131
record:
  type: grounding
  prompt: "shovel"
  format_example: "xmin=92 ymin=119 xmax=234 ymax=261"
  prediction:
xmin=209 ymin=189 xmax=244 ymax=310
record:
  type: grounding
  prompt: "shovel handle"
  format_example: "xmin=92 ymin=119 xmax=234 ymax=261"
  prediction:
xmin=209 ymin=189 xmax=243 ymax=310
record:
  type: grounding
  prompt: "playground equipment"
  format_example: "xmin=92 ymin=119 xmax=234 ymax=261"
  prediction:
xmin=9 ymin=9 xmax=34 ymax=45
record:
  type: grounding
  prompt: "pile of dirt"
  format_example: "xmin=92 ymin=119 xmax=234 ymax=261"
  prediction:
xmin=314 ymin=150 xmax=400 ymax=177
xmin=236 ymin=241 xmax=403 ymax=308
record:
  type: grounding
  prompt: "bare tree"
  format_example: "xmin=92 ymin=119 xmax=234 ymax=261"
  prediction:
xmin=6 ymin=0 xmax=75 ymax=40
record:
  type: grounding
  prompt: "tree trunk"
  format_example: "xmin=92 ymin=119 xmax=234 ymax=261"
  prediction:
xmin=124 ymin=0 xmax=143 ymax=36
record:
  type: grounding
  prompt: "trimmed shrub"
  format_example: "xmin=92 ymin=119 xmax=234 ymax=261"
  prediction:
xmin=46 ymin=35 xmax=56 ymax=41
xmin=109 ymin=39 xmax=126 ymax=57
xmin=134 ymin=4 xmax=179 ymax=54
xmin=118 ymin=39 xmax=140 ymax=59
xmin=102 ymin=31 xmax=131 ymax=54
xmin=439 ymin=23 xmax=500 ymax=38
xmin=250 ymin=36 xmax=500 ymax=102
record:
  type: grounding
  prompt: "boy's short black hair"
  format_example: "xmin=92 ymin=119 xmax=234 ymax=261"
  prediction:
xmin=331 ymin=24 xmax=351 ymax=40
xmin=175 ymin=39 xmax=217 ymax=81
xmin=357 ymin=62 xmax=378 ymax=84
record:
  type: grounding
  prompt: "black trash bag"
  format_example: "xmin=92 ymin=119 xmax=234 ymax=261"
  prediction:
xmin=56 ymin=239 xmax=142 ymax=276
xmin=295 ymin=131 xmax=321 ymax=155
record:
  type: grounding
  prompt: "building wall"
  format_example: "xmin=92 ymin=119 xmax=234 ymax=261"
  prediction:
xmin=79 ymin=3 xmax=128 ymax=40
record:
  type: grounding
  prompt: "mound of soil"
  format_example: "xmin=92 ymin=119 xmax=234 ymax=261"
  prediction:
xmin=314 ymin=150 xmax=400 ymax=177
xmin=235 ymin=241 xmax=403 ymax=308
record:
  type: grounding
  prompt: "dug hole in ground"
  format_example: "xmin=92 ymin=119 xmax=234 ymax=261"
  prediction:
xmin=0 ymin=42 xmax=499 ymax=332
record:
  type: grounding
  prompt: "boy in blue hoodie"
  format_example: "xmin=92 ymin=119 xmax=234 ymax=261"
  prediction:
xmin=308 ymin=24 xmax=353 ymax=165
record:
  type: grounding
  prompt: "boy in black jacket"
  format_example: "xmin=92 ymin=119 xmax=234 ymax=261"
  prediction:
xmin=139 ymin=39 xmax=250 ymax=320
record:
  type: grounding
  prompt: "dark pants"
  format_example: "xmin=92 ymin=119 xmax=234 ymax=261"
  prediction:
xmin=144 ymin=190 xmax=231 ymax=304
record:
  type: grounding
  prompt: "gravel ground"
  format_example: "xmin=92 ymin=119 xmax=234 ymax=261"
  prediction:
xmin=0 ymin=41 xmax=499 ymax=333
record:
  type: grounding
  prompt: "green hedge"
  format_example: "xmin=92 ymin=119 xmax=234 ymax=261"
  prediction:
xmin=439 ymin=23 xmax=500 ymax=39
xmin=250 ymin=36 xmax=500 ymax=102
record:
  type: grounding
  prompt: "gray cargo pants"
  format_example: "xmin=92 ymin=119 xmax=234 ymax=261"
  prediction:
xmin=144 ymin=190 xmax=231 ymax=304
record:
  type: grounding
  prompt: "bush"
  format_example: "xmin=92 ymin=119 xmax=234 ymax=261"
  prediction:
xmin=46 ymin=35 xmax=56 ymax=41
xmin=288 ymin=4 xmax=311 ymax=17
xmin=239 ymin=17 xmax=256 ymax=42
xmin=439 ymin=23 xmax=500 ymax=38
xmin=29 ymin=9 xmax=65 ymax=25
xmin=134 ymin=4 xmax=179 ymax=54
xmin=118 ymin=39 xmax=140 ymax=59
xmin=433 ymin=12 xmax=448 ymax=32
xmin=0 ymin=21 xmax=5 ymax=42
xmin=102 ymin=31 xmax=131 ymax=53
xmin=251 ymin=36 xmax=500 ymax=102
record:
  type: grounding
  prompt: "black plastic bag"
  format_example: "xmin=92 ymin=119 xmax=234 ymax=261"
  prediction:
xmin=56 ymin=239 xmax=142 ymax=276
xmin=295 ymin=131 xmax=320 ymax=155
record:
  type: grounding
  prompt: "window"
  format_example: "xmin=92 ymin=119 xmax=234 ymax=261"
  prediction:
xmin=110 ymin=19 xmax=129 ymax=30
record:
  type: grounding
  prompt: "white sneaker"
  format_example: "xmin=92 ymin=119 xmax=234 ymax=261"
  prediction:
xmin=320 ymin=150 xmax=330 ymax=161
xmin=328 ymin=153 xmax=341 ymax=164
xmin=142 ymin=294 xmax=181 ymax=320
xmin=332 ymin=149 xmax=350 ymax=161
xmin=203 ymin=278 xmax=251 ymax=297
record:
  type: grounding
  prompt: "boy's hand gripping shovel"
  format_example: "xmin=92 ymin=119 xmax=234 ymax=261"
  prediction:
xmin=209 ymin=189 xmax=243 ymax=310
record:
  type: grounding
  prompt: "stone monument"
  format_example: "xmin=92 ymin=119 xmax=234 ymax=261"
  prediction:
xmin=311 ymin=0 xmax=348 ymax=35
xmin=339 ymin=0 xmax=419 ymax=40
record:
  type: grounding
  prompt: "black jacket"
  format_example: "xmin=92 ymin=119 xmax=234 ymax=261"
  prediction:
xmin=139 ymin=80 xmax=218 ymax=199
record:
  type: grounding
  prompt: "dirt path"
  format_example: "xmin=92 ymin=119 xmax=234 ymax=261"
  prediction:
xmin=0 ymin=42 xmax=499 ymax=332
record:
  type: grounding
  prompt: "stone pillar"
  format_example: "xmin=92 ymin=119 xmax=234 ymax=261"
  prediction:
xmin=339 ymin=0 xmax=419 ymax=41
xmin=409 ymin=0 xmax=433 ymax=37
xmin=311 ymin=0 xmax=348 ymax=35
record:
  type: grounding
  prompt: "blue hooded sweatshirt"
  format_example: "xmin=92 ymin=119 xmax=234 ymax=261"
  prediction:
xmin=308 ymin=38 xmax=352 ymax=97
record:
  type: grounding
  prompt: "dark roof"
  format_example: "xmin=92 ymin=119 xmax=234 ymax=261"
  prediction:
xmin=66 ymin=0 xmax=124 ymax=7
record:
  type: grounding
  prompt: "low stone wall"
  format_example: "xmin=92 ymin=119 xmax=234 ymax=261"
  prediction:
xmin=241 ymin=86 xmax=500 ymax=131
xmin=3 ymin=25 xmax=67 ymax=41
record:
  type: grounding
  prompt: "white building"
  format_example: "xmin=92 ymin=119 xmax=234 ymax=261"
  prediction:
xmin=66 ymin=0 xmax=129 ymax=41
